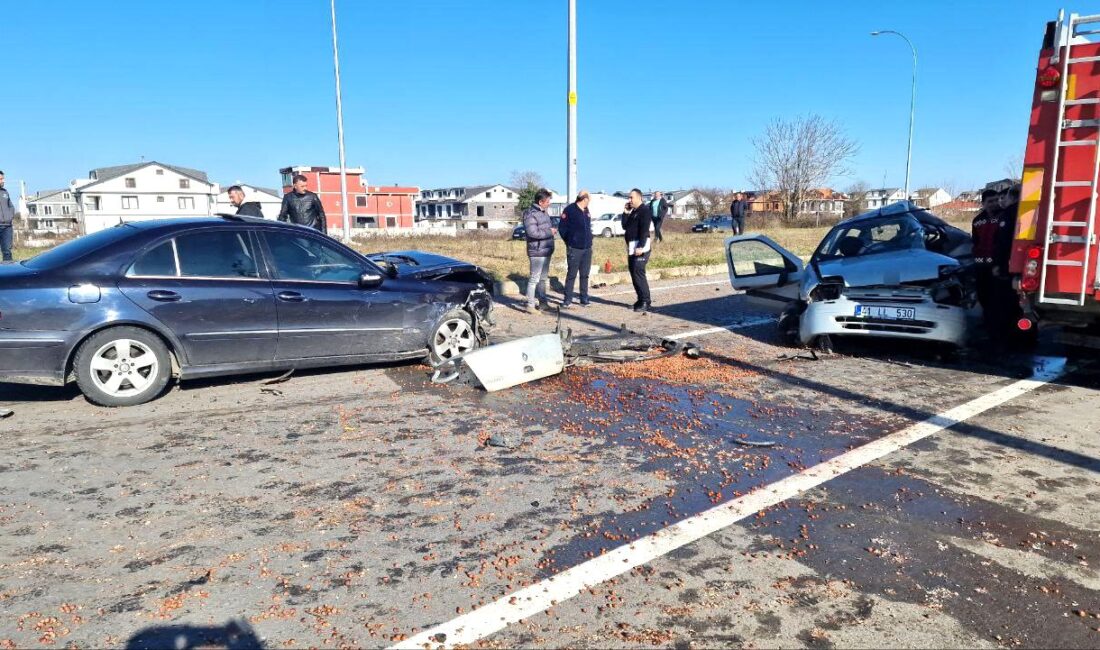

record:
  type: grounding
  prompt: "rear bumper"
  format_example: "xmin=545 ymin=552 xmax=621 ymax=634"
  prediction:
xmin=0 ymin=331 xmax=71 ymax=385
xmin=800 ymin=296 xmax=968 ymax=346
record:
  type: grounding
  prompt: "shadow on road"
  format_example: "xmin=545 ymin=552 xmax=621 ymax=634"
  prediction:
xmin=126 ymin=619 xmax=262 ymax=649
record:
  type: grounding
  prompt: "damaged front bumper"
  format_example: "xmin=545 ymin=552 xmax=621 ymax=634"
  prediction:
xmin=800 ymin=289 xmax=969 ymax=346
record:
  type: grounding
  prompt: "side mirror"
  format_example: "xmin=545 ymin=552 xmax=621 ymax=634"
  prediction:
xmin=359 ymin=271 xmax=384 ymax=289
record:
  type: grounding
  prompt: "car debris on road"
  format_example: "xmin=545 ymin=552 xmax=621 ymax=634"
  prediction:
xmin=430 ymin=324 xmax=704 ymax=392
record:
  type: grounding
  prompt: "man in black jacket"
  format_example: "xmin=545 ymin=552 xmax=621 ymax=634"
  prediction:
xmin=558 ymin=190 xmax=593 ymax=308
xmin=278 ymin=174 xmax=328 ymax=234
xmin=623 ymin=188 xmax=654 ymax=312
xmin=227 ymin=185 xmax=265 ymax=218
xmin=729 ymin=192 xmax=749 ymax=235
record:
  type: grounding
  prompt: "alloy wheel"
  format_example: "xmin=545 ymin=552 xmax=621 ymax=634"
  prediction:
xmin=432 ymin=318 xmax=476 ymax=360
xmin=89 ymin=338 xmax=160 ymax=397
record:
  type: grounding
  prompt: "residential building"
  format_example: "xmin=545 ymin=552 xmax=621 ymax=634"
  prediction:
xmin=25 ymin=188 xmax=80 ymax=234
xmin=214 ymin=182 xmax=283 ymax=219
xmin=956 ymin=190 xmax=982 ymax=203
xmin=72 ymin=161 xmax=219 ymax=234
xmin=799 ymin=188 xmax=848 ymax=217
xmin=749 ymin=191 xmax=785 ymax=214
xmin=279 ymin=166 xmax=418 ymax=231
xmin=937 ymin=199 xmax=980 ymax=213
xmin=416 ymin=184 xmax=519 ymax=229
xmin=666 ymin=190 xmax=703 ymax=219
xmin=859 ymin=188 xmax=908 ymax=211
xmin=909 ymin=187 xmax=953 ymax=209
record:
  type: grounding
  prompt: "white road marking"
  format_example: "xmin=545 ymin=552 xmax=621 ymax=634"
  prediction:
xmin=393 ymin=356 xmax=1069 ymax=649
xmin=665 ymin=317 xmax=776 ymax=340
xmin=601 ymin=278 xmax=728 ymax=296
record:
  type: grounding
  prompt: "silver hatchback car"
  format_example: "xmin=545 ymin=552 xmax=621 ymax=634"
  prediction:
xmin=726 ymin=203 xmax=975 ymax=351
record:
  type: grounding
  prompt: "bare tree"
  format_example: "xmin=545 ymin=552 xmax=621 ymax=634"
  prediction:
xmin=844 ymin=180 xmax=870 ymax=218
xmin=1003 ymin=154 xmax=1023 ymax=182
xmin=509 ymin=170 xmax=545 ymax=191
xmin=749 ymin=114 xmax=860 ymax=221
xmin=687 ymin=187 xmax=733 ymax=221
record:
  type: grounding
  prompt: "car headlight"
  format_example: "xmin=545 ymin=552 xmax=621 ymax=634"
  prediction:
xmin=809 ymin=283 xmax=842 ymax=301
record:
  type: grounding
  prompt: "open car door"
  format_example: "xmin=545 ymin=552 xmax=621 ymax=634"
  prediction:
xmin=725 ymin=234 xmax=805 ymax=309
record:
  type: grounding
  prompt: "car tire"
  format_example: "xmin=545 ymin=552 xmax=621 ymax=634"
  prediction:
xmin=811 ymin=334 xmax=835 ymax=354
xmin=602 ymin=228 xmax=612 ymax=238
xmin=73 ymin=326 xmax=173 ymax=407
xmin=428 ymin=309 xmax=480 ymax=364
xmin=777 ymin=304 xmax=803 ymax=346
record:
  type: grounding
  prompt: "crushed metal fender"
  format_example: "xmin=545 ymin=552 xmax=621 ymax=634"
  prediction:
xmin=430 ymin=323 xmax=702 ymax=391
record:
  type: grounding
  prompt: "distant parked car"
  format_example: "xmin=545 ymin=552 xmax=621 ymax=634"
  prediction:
xmin=512 ymin=216 xmax=561 ymax=240
xmin=692 ymin=215 xmax=734 ymax=233
xmin=591 ymin=213 xmax=626 ymax=238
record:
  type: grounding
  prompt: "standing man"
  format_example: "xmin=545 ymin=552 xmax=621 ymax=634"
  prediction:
xmin=227 ymin=185 xmax=265 ymax=218
xmin=278 ymin=174 xmax=328 ymax=234
xmin=558 ymin=190 xmax=593 ymax=308
xmin=0 ymin=171 xmax=14 ymax=263
xmin=623 ymin=188 xmax=654 ymax=312
xmin=648 ymin=191 xmax=669 ymax=242
xmin=523 ymin=188 xmax=556 ymax=314
xmin=730 ymin=192 xmax=749 ymax=236
xmin=971 ymin=189 xmax=1003 ymax=335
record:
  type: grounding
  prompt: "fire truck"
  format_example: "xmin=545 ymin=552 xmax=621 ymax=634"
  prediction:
xmin=1012 ymin=10 xmax=1100 ymax=346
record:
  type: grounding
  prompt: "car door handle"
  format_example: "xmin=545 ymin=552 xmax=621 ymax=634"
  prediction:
xmin=277 ymin=291 xmax=306 ymax=303
xmin=147 ymin=290 xmax=182 ymax=302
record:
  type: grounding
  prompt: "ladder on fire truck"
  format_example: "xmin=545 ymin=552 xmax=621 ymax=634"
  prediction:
xmin=1040 ymin=10 xmax=1100 ymax=305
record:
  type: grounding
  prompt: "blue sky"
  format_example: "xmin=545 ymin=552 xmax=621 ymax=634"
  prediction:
xmin=3 ymin=0 xmax=1068 ymax=196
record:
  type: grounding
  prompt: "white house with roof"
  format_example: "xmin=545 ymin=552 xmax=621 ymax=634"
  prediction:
xmin=416 ymin=184 xmax=519 ymax=229
xmin=25 ymin=188 xmax=80 ymax=234
xmin=909 ymin=187 xmax=953 ymax=209
xmin=214 ymin=182 xmax=282 ymax=219
xmin=859 ymin=188 xmax=908 ymax=211
xmin=72 ymin=161 xmax=219 ymax=233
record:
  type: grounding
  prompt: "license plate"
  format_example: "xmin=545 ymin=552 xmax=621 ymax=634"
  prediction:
xmin=854 ymin=305 xmax=916 ymax=320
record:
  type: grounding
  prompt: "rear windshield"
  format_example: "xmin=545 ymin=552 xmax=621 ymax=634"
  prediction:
xmin=22 ymin=226 xmax=136 ymax=270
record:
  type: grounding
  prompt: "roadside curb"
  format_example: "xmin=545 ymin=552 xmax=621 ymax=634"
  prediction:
xmin=492 ymin=263 xmax=728 ymax=297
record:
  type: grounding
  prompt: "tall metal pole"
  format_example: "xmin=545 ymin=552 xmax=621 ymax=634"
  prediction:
xmin=871 ymin=30 xmax=916 ymax=199
xmin=566 ymin=0 xmax=578 ymax=200
xmin=331 ymin=0 xmax=351 ymax=242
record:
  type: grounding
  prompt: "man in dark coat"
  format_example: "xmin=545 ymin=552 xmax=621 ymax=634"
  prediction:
xmin=729 ymin=192 xmax=749 ymax=235
xmin=623 ymin=188 xmax=654 ymax=312
xmin=523 ymin=188 xmax=556 ymax=313
xmin=227 ymin=185 xmax=265 ymax=218
xmin=278 ymin=174 xmax=328 ymax=234
xmin=558 ymin=190 xmax=593 ymax=307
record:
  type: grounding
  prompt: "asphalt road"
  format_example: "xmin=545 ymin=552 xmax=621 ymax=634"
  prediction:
xmin=0 ymin=275 xmax=1097 ymax=649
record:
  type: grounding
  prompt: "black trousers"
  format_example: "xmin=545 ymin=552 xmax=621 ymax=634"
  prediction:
xmin=628 ymin=252 xmax=651 ymax=304
xmin=564 ymin=246 xmax=592 ymax=303
xmin=732 ymin=215 xmax=745 ymax=235
xmin=653 ymin=218 xmax=664 ymax=242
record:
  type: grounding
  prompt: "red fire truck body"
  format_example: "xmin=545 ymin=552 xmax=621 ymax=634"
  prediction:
xmin=1011 ymin=11 xmax=1100 ymax=337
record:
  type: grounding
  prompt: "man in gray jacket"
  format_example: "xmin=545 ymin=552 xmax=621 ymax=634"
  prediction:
xmin=523 ymin=188 xmax=556 ymax=313
xmin=0 ymin=171 xmax=15 ymax=262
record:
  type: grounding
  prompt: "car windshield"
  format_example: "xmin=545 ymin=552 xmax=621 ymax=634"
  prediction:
xmin=22 ymin=225 xmax=137 ymax=270
xmin=813 ymin=214 xmax=926 ymax=262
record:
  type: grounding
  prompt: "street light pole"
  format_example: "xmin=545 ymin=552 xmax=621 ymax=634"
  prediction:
xmin=567 ymin=0 xmax=577 ymax=200
xmin=331 ymin=0 xmax=351 ymax=242
xmin=871 ymin=30 xmax=916 ymax=200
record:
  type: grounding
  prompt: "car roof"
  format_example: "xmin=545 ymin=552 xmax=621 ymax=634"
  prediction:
xmin=840 ymin=200 xmax=944 ymax=226
xmin=119 ymin=216 xmax=315 ymax=238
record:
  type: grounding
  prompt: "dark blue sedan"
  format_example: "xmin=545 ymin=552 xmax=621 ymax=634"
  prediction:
xmin=0 ymin=216 xmax=494 ymax=406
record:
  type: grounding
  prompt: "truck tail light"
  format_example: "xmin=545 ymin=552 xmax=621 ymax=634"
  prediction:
xmin=1021 ymin=245 xmax=1043 ymax=291
xmin=1017 ymin=317 xmax=1035 ymax=331
xmin=1038 ymin=66 xmax=1061 ymax=88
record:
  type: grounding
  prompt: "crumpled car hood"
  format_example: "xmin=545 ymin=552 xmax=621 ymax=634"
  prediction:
xmin=814 ymin=249 xmax=959 ymax=288
xmin=367 ymin=250 xmax=494 ymax=287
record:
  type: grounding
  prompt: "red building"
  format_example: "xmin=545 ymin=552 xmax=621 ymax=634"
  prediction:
xmin=279 ymin=166 xmax=418 ymax=232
